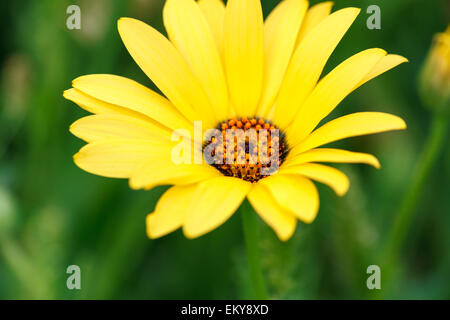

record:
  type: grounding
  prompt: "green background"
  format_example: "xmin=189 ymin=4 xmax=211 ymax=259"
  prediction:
xmin=0 ymin=0 xmax=449 ymax=299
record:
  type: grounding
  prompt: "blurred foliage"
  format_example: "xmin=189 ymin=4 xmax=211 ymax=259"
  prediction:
xmin=0 ymin=0 xmax=449 ymax=299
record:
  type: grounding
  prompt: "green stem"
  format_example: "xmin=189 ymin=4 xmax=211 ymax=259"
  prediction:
xmin=382 ymin=113 xmax=448 ymax=271
xmin=241 ymin=201 xmax=268 ymax=300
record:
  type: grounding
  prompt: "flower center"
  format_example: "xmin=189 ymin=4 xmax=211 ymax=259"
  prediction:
xmin=203 ymin=117 xmax=287 ymax=183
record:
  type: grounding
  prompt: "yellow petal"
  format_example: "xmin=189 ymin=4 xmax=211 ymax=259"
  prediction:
xmin=197 ymin=0 xmax=225 ymax=58
xmin=117 ymin=18 xmax=216 ymax=127
xmin=69 ymin=114 xmax=171 ymax=143
xmin=257 ymin=0 xmax=308 ymax=117
xmin=286 ymin=48 xmax=387 ymax=146
xmin=284 ymin=148 xmax=380 ymax=169
xmin=70 ymin=75 xmax=192 ymax=131
xmin=295 ymin=1 xmax=334 ymax=46
xmin=164 ymin=0 xmax=229 ymax=121
xmin=280 ymin=163 xmax=349 ymax=196
xmin=247 ymin=183 xmax=297 ymax=241
xmin=260 ymin=175 xmax=319 ymax=224
xmin=129 ymin=160 xmax=221 ymax=191
xmin=272 ymin=8 xmax=360 ymax=129
xmin=146 ymin=184 xmax=195 ymax=239
xmin=224 ymin=0 xmax=263 ymax=117
xmin=183 ymin=177 xmax=251 ymax=238
xmin=356 ymin=54 xmax=408 ymax=89
xmin=292 ymin=112 xmax=407 ymax=155
xmin=74 ymin=139 xmax=173 ymax=179
xmin=64 ymin=88 xmax=151 ymax=121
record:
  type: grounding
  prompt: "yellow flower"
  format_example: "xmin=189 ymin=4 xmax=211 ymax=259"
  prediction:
xmin=64 ymin=0 xmax=407 ymax=241
xmin=419 ymin=25 xmax=450 ymax=112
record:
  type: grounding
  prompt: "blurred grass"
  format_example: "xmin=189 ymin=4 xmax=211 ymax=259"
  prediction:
xmin=0 ymin=0 xmax=449 ymax=299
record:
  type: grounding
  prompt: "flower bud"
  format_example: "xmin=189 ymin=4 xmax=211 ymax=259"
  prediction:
xmin=419 ymin=25 xmax=450 ymax=114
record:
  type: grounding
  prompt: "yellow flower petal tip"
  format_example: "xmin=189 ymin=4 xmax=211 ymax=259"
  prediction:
xmin=116 ymin=17 xmax=144 ymax=39
xmin=72 ymin=148 xmax=90 ymax=170
xmin=72 ymin=152 xmax=83 ymax=170
xmin=182 ymin=228 xmax=200 ymax=240
xmin=300 ymin=212 xmax=318 ymax=225
xmin=128 ymin=179 xmax=140 ymax=191
xmin=71 ymin=75 xmax=93 ymax=88
xmin=182 ymin=223 xmax=215 ymax=239
xmin=336 ymin=182 xmax=350 ymax=197
xmin=145 ymin=212 xmax=175 ymax=240
xmin=63 ymin=88 xmax=80 ymax=101
xmin=145 ymin=214 xmax=156 ymax=239
xmin=399 ymin=56 xmax=409 ymax=63
xmin=277 ymin=231 xmax=295 ymax=242
xmin=397 ymin=117 xmax=407 ymax=130
xmin=68 ymin=123 xmax=76 ymax=135
xmin=117 ymin=17 xmax=133 ymax=25
xmin=380 ymin=113 xmax=407 ymax=131
xmin=117 ymin=17 xmax=145 ymax=35
xmin=373 ymin=48 xmax=387 ymax=55
xmin=372 ymin=159 xmax=382 ymax=170
xmin=383 ymin=54 xmax=407 ymax=64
